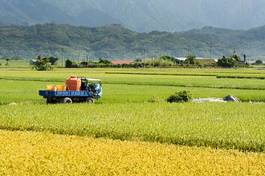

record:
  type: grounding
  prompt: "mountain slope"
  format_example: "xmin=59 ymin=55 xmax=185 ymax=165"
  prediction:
xmin=0 ymin=0 xmax=119 ymax=27
xmin=1 ymin=24 xmax=265 ymax=59
xmin=1 ymin=0 xmax=265 ymax=32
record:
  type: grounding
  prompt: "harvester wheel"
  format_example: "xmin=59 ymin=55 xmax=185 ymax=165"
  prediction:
xmin=63 ymin=97 xmax=73 ymax=104
xmin=86 ymin=98 xmax=94 ymax=104
xmin=46 ymin=98 xmax=52 ymax=104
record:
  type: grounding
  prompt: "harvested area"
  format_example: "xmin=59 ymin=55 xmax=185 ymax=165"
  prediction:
xmin=0 ymin=130 xmax=265 ymax=176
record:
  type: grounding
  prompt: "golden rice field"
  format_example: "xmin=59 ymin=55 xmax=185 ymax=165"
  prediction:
xmin=1 ymin=130 xmax=265 ymax=176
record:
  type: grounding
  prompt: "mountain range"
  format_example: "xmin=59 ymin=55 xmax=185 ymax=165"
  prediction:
xmin=1 ymin=23 xmax=265 ymax=59
xmin=1 ymin=0 xmax=265 ymax=32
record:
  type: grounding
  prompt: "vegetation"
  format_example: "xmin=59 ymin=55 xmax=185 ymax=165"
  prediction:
xmin=1 ymin=24 xmax=265 ymax=59
xmin=31 ymin=56 xmax=53 ymax=71
xmin=65 ymin=59 xmax=78 ymax=68
xmin=185 ymin=55 xmax=196 ymax=65
xmin=167 ymin=91 xmax=192 ymax=103
xmin=255 ymin=60 xmax=263 ymax=65
xmin=2 ymin=67 xmax=265 ymax=174
xmin=1 ymin=102 xmax=265 ymax=152
xmin=217 ymin=54 xmax=248 ymax=68
xmin=1 ymin=130 xmax=265 ymax=176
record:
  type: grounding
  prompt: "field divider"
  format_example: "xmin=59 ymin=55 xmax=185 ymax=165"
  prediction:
xmin=105 ymin=71 xmax=217 ymax=77
xmin=2 ymin=76 xmax=265 ymax=91
xmin=0 ymin=77 xmax=63 ymax=82
xmin=217 ymin=75 xmax=265 ymax=80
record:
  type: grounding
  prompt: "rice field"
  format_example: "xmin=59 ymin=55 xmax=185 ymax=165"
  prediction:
xmin=2 ymin=67 xmax=265 ymax=174
xmin=1 ymin=130 xmax=265 ymax=176
xmin=1 ymin=103 xmax=265 ymax=152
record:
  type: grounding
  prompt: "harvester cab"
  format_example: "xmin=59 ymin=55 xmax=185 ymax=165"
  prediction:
xmin=39 ymin=76 xmax=102 ymax=104
xmin=81 ymin=78 xmax=102 ymax=99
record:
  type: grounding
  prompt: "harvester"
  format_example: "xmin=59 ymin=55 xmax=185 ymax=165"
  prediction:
xmin=39 ymin=76 xmax=102 ymax=104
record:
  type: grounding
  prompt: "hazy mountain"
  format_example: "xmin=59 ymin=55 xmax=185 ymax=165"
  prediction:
xmin=1 ymin=23 xmax=265 ymax=59
xmin=1 ymin=0 xmax=265 ymax=32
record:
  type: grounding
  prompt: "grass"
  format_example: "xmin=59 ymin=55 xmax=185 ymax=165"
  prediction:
xmin=1 ymin=103 xmax=265 ymax=152
xmin=1 ymin=130 xmax=265 ymax=176
xmin=3 ymin=68 xmax=265 ymax=91
xmin=4 ymin=79 xmax=265 ymax=105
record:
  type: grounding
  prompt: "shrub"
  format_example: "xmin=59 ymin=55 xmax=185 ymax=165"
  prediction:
xmin=255 ymin=60 xmax=263 ymax=65
xmin=167 ymin=91 xmax=192 ymax=103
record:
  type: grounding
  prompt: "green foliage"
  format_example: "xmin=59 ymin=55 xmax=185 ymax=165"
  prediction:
xmin=99 ymin=59 xmax=112 ymax=65
xmin=48 ymin=57 xmax=59 ymax=65
xmin=185 ymin=55 xmax=196 ymax=65
xmin=255 ymin=60 xmax=263 ymax=65
xmin=2 ymin=68 xmax=265 ymax=153
xmin=1 ymin=24 xmax=265 ymax=59
xmin=217 ymin=54 xmax=247 ymax=68
xmin=65 ymin=59 xmax=72 ymax=68
xmin=32 ymin=56 xmax=52 ymax=71
xmin=167 ymin=91 xmax=192 ymax=103
xmin=65 ymin=59 xmax=78 ymax=68
xmin=217 ymin=56 xmax=237 ymax=68
xmin=160 ymin=56 xmax=176 ymax=62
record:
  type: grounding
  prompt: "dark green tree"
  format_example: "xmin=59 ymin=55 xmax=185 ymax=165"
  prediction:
xmin=217 ymin=56 xmax=236 ymax=68
xmin=99 ymin=59 xmax=111 ymax=65
xmin=65 ymin=59 xmax=73 ymax=68
xmin=48 ymin=57 xmax=59 ymax=65
xmin=32 ymin=56 xmax=52 ymax=71
xmin=255 ymin=60 xmax=263 ymax=65
xmin=185 ymin=55 xmax=196 ymax=65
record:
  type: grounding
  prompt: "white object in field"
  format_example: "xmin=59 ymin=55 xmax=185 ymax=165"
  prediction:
xmin=192 ymin=98 xmax=226 ymax=103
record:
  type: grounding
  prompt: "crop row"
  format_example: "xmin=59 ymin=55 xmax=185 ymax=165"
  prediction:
xmin=1 ymin=103 xmax=265 ymax=152
xmin=1 ymin=130 xmax=265 ymax=176
xmin=4 ymin=73 xmax=265 ymax=91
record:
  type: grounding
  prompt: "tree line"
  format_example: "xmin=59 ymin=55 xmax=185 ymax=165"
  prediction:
xmin=5 ymin=54 xmax=262 ymax=71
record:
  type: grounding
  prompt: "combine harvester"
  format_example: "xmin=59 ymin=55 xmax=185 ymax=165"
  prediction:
xmin=39 ymin=76 xmax=102 ymax=104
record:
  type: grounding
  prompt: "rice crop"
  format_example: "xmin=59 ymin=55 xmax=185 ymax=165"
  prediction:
xmin=3 ymin=68 xmax=265 ymax=91
xmin=2 ymin=68 xmax=265 ymax=151
xmin=1 ymin=130 xmax=265 ymax=176
xmin=1 ymin=103 xmax=265 ymax=152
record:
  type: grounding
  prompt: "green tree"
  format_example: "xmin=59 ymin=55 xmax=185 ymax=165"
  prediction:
xmin=217 ymin=56 xmax=236 ymax=68
xmin=99 ymin=59 xmax=111 ymax=65
xmin=185 ymin=55 xmax=196 ymax=65
xmin=65 ymin=59 xmax=73 ymax=68
xmin=32 ymin=56 xmax=52 ymax=71
xmin=255 ymin=60 xmax=263 ymax=65
xmin=48 ymin=57 xmax=59 ymax=65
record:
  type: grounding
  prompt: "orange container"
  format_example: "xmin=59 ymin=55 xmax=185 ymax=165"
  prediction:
xmin=56 ymin=85 xmax=65 ymax=91
xmin=47 ymin=85 xmax=57 ymax=91
xmin=66 ymin=76 xmax=81 ymax=91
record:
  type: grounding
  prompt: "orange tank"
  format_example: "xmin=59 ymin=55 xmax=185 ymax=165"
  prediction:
xmin=66 ymin=76 xmax=81 ymax=91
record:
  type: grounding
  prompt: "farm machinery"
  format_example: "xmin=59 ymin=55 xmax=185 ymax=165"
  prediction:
xmin=39 ymin=76 xmax=102 ymax=104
